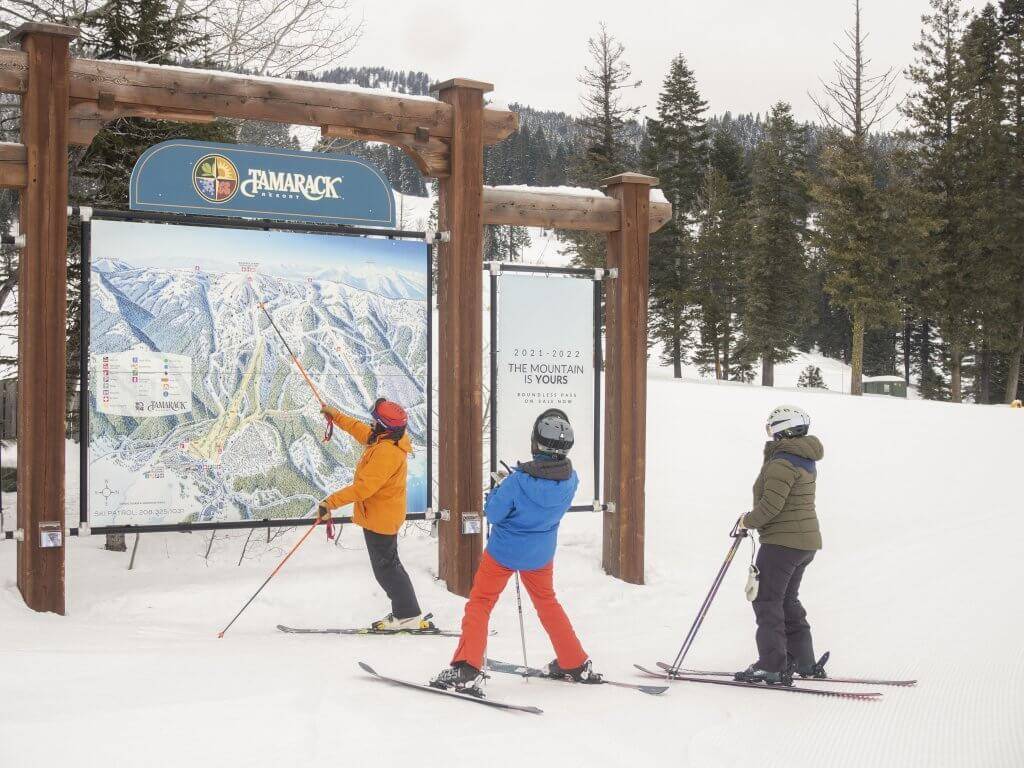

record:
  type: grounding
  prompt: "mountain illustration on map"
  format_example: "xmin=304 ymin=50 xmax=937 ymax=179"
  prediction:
xmin=86 ymin=220 xmax=428 ymax=528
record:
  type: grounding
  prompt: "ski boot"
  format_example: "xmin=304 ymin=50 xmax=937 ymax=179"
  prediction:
xmin=734 ymin=664 xmax=794 ymax=686
xmin=548 ymin=658 xmax=603 ymax=684
xmin=370 ymin=612 xmax=436 ymax=632
xmin=796 ymin=652 xmax=829 ymax=680
xmin=430 ymin=662 xmax=486 ymax=698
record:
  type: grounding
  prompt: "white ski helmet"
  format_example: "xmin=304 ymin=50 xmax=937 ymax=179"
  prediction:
xmin=766 ymin=405 xmax=810 ymax=440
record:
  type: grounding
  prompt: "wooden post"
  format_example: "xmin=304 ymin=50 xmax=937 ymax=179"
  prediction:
xmin=435 ymin=79 xmax=490 ymax=597
xmin=12 ymin=23 xmax=78 ymax=615
xmin=601 ymin=173 xmax=657 ymax=585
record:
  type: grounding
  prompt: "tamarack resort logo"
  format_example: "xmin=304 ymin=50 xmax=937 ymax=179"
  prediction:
xmin=192 ymin=154 xmax=345 ymax=204
xmin=134 ymin=400 xmax=190 ymax=414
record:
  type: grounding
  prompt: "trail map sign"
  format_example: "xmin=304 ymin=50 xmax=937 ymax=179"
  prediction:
xmin=129 ymin=140 xmax=397 ymax=227
xmin=85 ymin=216 xmax=429 ymax=529
xmin=493 ymin=270 xmax=598 ymax=508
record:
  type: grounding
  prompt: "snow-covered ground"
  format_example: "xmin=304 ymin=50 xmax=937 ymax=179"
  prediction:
xmin=2 ymin=370 xmax=1022 ymax=767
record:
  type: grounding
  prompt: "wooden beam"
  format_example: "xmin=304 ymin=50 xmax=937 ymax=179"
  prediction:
xmin=0 ymin=142 xmax=27 ymax=188
xmin=12 ymin=22 xmax=77 ymax=615
xmin=321 ymin=123 xmax=450 ymax=178
xmin=436 ymin=79 xmax=488 ymax=598
xmin=0 ymin=47 xmax=28 ymax=94
xmin=601 ymin=172 xmax=656 ymax=586
xmin=481 ymin=187 xmax=672 ymax=233
xmin=0 ymin=49 xmax=517 ymax=146
xmin=67 ymin=99 xmax=217 ymax=147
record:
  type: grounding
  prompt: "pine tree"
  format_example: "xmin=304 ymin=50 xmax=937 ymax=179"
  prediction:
xmin=740 ymin=102 xmax=809 ymax=386
xmin=959 ymin=5 xmax=1012 ymax=404
xmin=904 ymin=0 xmax=974 ymax=402
xmin=999 ymin=0 xmax=1024 ymax=400
xmin=564 ymin=24 xmax=640 ymax=268
xmin=648 ymin=55 xmax=709 ymax=215
xmin=646 ymin=53 xmax=709 ymax=378
xmin=813 ymin=135 xmax=903 ymax=394
xmin=573 ymin=24 xmax=641 ymax=186
xmin=798 ymin=365 xmax=828 ymax=389
xmin=692 ymin=167 xmax=744 ymax=378
xmin=809 ymin=0 xmax=901 ymax=396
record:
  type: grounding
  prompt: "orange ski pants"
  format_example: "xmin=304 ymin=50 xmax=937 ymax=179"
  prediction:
xmin=451 ymin=550 xmax=588 ymax=671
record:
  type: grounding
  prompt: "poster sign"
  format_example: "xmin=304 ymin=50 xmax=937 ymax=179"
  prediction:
xmin=86 ymin=217 xmax=428 ymax=529
xmin=129 ymin=140 xmax=396 ymax=227
xmin=495 ymin=273 xmax=597 ymax=507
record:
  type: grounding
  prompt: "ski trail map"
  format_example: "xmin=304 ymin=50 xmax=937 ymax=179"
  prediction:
xmin=86 ymin=218 xmax=429 ymax=528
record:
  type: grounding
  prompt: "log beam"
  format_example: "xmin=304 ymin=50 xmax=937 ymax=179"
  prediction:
xmin=0 ymin=142 xmax=27 ymax=188
xmin=321 ymin=123 xmax=450 ymax=178
xmin=68 ymin=99 xmax=216 ymax=146
xmin=12 ymin=22 xmax=77 ymax=615
xmin=482 ymin=186 xmax=671 ymax=233
xmin=601 ymin=172 xmax=656 ymax=586
xmin=436 ymin=78 xmax=488 ymax=598
xmin=0 ymin=48 xmax=517 ymax=148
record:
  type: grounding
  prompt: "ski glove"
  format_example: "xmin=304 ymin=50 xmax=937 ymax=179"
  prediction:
xmin=320 ymin=404 xmax=342 ymax=420
xmin=316 ymin=502 xmax=338 ymax=540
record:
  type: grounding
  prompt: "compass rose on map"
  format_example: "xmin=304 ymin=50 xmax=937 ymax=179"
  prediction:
xmin=95 ymin=480 xmax=120 ymax=509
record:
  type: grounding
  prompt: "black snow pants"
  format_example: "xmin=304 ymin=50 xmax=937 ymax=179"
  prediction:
xmin=363 ymin=528 xmax=421 ymax=620
xmin=752 ymin=543 xmax=816 ymax=673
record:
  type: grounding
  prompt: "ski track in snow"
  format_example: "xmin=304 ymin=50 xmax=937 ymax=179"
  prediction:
xmin=2 ymin=377 xmax=1024 ymax=767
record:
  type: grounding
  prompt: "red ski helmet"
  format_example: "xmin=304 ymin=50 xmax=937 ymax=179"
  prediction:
xmin=371 ymin=398 xmax=408 ymax=429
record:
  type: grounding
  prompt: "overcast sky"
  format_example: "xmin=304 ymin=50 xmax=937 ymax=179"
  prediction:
xmin=344 ymin=0 xmax=992 ymax=125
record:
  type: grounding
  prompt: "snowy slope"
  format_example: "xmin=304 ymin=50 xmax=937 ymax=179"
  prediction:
xmin=2 ymin=375 xmax=1022 ymax=767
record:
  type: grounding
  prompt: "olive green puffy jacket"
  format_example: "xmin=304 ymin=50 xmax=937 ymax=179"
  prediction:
xmin=743 ymin=435 xmax=824 ymax=551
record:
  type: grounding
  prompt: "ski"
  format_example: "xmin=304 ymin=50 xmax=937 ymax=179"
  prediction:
xmin=278 ymin=624 xmax=472 ymax=638
xmin=485 ymin=658 xmax=668 ymax=696
xmin=634 ymin=665 xmax=882 ymax=700
xmin=358 ymin=662 xmax=543 ymax=714
xmin=655 ymin=661 xmax=915 ymax=687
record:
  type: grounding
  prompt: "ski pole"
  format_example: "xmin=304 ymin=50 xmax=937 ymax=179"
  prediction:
xmin=668 ymin=517 xmax=748 ymax=673
xmin=257 ymin=300 xmax=333 ymax=442
xmin=217 ymin=516 xmax=324 ymax=638
xmin=513 ymin=572 xmax=529 ymax=681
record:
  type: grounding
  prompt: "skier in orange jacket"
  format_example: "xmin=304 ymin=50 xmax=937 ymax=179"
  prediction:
xmin=318 ymin=398 xmax=429 ymax=632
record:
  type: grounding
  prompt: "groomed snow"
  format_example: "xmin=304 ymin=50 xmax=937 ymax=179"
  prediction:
xmin=2 ymin=369 xmax=1022 ymax=767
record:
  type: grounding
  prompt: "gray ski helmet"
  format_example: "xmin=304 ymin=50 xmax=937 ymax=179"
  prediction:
xmin=531 ymin=408 xmax=574 ymax=457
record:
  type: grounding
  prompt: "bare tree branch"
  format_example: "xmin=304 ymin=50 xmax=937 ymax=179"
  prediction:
xmin=809 ymin=0 xmax=900 ymax=140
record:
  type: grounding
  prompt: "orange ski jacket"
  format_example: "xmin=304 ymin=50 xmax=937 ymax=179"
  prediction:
xmin=321 ymin=408 xmax=411 ymax=535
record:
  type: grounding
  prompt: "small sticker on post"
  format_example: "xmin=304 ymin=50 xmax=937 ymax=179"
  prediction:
xmin=39 ymin=521 xmax=63 ymax=548
xmin=461 ymin=512 xmax=481 ymax=535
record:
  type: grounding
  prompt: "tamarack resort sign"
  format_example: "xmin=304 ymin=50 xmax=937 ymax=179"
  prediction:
xmin=129 ymin=140 xmax=397 ymax=227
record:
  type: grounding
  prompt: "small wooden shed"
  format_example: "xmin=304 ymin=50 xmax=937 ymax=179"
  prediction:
xmin=863 ymin=375 xmax=908 ymax=398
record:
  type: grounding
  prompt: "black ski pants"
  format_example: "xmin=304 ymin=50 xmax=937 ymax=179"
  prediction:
xmin=752 ymin=543 xmax=816 ymax=673
xmin=364 ymin=528 xmax=421 ymax=620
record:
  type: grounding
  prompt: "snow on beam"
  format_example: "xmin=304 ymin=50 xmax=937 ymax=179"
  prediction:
xmin=482 ymin=185 xmax=672 ymax=233
xmin=0 ymin=48 xmax=518 ymax=147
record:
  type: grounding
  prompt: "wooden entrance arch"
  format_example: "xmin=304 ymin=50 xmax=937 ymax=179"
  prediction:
xmin=0 ymin=22 xmax=668 ymax=611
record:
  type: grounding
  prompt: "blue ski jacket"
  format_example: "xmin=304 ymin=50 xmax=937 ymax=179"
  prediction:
xmin=484 ymin=459 xmax=579 ymax=571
